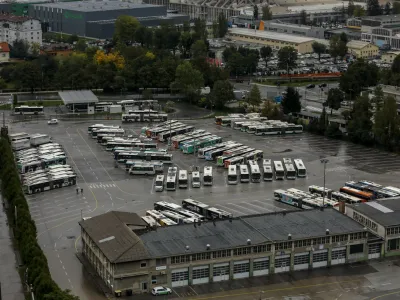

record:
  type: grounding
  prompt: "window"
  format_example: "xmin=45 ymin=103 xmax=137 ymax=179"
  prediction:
xmin=156 ymin=258 xmax=166 ymax=266
xmin=171 ymin=255 xmax=190 ymax=264
xmin=192 ymin=268 xmax=209 ymax=279
xmin=151 ymin=275 xmax=157 ymax=284
xmin=253 ymin=244 xmax=272 ymax=253
xmin=171 ymin=270 xmax=188 ymax=282
xmin=294 ymin=239 xmax=312 ymax=248
xmin=387 ymin=227 xmax=400 ymax=236
xmin=275 ymin=256 xmax=290 ymax=268
xmin=212 ymin=250 xmax=231 ymax=259
xmin=332 ymin=249 xmax=346 ymax=260
xmin=350 ymin=232 xmax=365 ymax=241
xmin=332 ymin=235 xmax=348 ymax=243
xmin=213 ymin=265 xmax=229 ymax=276
xmin=313 ymin=251 xmax=328 ymax=262
xmin=233 ymin=247 xmax=251 ymax=256
xmin=192 ymin=252 xmax=211 ymax=261
xmin=233 ymin=263 xmax=249 ymax=273
xmin=275 ymin=242 xmax=292 ymax=250
xmin=315 ymin=237 xmax=329 ymax=245
xmin=140 ymin=262 xmax=147 ymax=268
xmin=253 ymin=259 xmax=269 ymax=271
xmin=294 ymin=254 xmax=309 ymax=265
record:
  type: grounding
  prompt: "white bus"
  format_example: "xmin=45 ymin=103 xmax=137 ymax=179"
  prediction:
xmin=9 ymin=132 xmax=30 ymax=142
xmin=154 ymin=201 xmax=182 ymax=211
xmin=203 ymin=166 xmax=213 ymax=186
xmin=23 ymin=174 xmax=76 ymax=194
xmin=94 ymin=102 xmax=112 ymax=112
xmin=284 ymin=163 xmax=296 ymax=180
xmin=205 ymin=207 xmax=233 ymax=220
xmin=159 ymin=218 xmax=178 ymax=226
xmin=91 ymin=128 xmax=125 ymax=139
xmin=88 ymin=124 xmax=121 ymax=134
xmin=192 ymin=171 xmax=201 ymax=188
xmin=273 ymin=161 xmax=285 ymax=180
xmin=14 ymin=105 xmax=44 ymax=115
xmin=227 ymin=165 xmax=238 ymax=185
xmin=141 ymin=216 xmax=159 ymax=227
xmin=248 ymin=161 xmax=261 ymax=183
xmin=263 ymin=165 xmax=273 ymax=181
xmin=309 ymin=185 xmax=332 ymax=198
xmin=154 ymin=175 xmax=164 ymax=192
xmin=166 ymin=174 xmax=177 ymax=191
xmin=239 ymin=164 xmax=250 ymax=183
xmin=161 ymin=211 xmax=193 ymax=224
xmin=283 ymin=158 xmax=292 ymax=165
xmin=331 ymin=191 xmax=363 ymax=204
xmin=262 ymin=159 xmax=271 ymax=166
xmin=146 ymin=210 xmax=166 ymax=221
xmin=178 ymin=170 xmax=188 ymax=189
xmin=287 ymin=188 xmax=316 ymax=199
xmin=128 ymin=162 xmax=156 ymax=175
xmin=293 ymin=159 xmax=307 ymax=177
xmin=182 ymin=198 xmax=209 ymax=216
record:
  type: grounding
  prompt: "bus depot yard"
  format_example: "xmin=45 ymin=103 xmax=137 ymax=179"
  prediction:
xmin=8 ymin=117 xmax=400 ymax=300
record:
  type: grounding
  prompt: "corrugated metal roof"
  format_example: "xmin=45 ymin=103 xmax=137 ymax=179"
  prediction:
xmin=58 ymin=90 xmax=99 ymax=104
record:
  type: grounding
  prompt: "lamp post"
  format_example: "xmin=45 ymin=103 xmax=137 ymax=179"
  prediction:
xmin=320 ymin=158 xmax=329 ymax=209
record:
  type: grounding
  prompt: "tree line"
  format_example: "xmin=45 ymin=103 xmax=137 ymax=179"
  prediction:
xmin=0 ymin=136 xmax=79 ymax=300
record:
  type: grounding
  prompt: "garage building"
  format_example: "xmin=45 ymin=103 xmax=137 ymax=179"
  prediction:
xmin=79 ymin=208 xmax=382 ymax=296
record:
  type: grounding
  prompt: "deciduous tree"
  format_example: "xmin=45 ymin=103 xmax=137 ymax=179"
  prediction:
xmin=372 ymin=85 xmax=384 ymax=111
xmin=367 ymin=0 xmax=382 ymax=16
xmin=114 ymin=15 xmax=140 ymax=44
xmin=277 ymin=46 xmax=297 ymax=72
xmin=253 ymin=5 xmax=259 ymax=20
xmin=171 ymin=61 xmax=204 ymax=102
xmin=248 ymin=84 xmax=262 ymax=110
xmin=347 ymin=94 xmax=374 ymax=145
xmin=373 ymin=96 xmax=400 ymax=148
xmin=262 ymin=5 xmax=272 ymax=20
xmin=261 ymin=100 xmax=282 ymax=119
xmin=281 ymin=86 xmax=301 ymax=114
xmin=348 ymin=0 xmax=355 ymax=16
xmin=217 ymin=13 xmax=228 ymax=38
xmin=210 ymin=80 xmax=234 ymax=109
xmin=260 ymin=45 xmax=273 ymax=68
xmin=325 ymin=88 xmax=344 ymax=115
xmin=312 ymin=42 xmax=327 ymax=60
xmin=340 ymin=58 xmax=379 ymax=95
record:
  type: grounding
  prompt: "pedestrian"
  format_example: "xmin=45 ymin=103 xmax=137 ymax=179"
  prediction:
xmin=76 ymin=188 xmax=79 ymax=194
xmin=81 ymin=188 xmax=83 ymax=194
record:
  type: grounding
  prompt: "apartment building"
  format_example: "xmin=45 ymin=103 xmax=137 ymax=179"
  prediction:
xmin=0 ymin=14 xmax=42 ymax=46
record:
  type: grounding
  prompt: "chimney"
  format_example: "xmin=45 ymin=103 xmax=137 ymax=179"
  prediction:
xmin=339 ymin=201 xmax=345 ymax=214
xmin=247 ymin=239 xmax=251 ymax=245
xmin=206 ymin=244 xmax=210 ymax=250
xmin=326 ymin=229 xmax=330 ymax=235
xmin=288 ymin=233 xmax=292 ymax=240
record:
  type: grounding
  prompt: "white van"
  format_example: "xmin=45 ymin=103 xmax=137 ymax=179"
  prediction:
xmin=154 ymin=175 xmax=164 ymax=192
xmin=192 ymin=171 xmax=201 ymax=188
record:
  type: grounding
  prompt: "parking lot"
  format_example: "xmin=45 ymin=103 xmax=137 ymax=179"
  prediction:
xmin=10 ymin=118 xmax=400 ymax=300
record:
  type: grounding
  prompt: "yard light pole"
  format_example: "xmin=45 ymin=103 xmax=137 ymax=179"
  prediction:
xmin=320 ymin=158 xmax=329 ymax=209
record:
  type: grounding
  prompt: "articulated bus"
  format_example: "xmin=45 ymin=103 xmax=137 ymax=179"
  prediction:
xmin=273 ymin=189 xmax=311 ymax=209
xmin=88 ymin=124 xmax=121 ymax=134
xmin=380 ymin=186 xmax=400 ymax=197
xmin=346 ymin=181 xmax=397 ymax=199
xmin=182 ymin=198 xmax=209 ymax=216
xmin=222 ymin=145 xmax=250 ymax=156
xmin=204 ymin=143 xmax=243 ymax=161
xmin=227 ymin=165 xmax=238 ymax=185
xmin=273 ymin=161 xmax=285 ymax=180
xmin=246 ymin=123 xmax=265 ymax=134
xmin=23 ymin=174 xmax=76 ymax=194
xmin=146 ymin=209 xmax=166 ymax=221
xmin=154 ymin=201 xmax=182 ymax=212
xmin=91 ymin=128 xmax=125 ymax=139
xmin=241 ymin=122 xmax=262 ymax=132
xmin=178 ymin=134 xmax=214 ymax=150
xmin=205 ymin=207 xmax=233 ymax=219
xmin=149 ymin=123 xmax=187 ymax=139
xmin=197 ymin=141 xmax=233 ymax=159
xmin=339 ymin=186 xmax=373 ymax=201
xmin=141 ymin=216 xmax=159 ymax=227
xmin=106 ymin=141 xmax=157 ymax=152
xmin=182 ymin=136 xmax=223 ymax=154
xmin=145 ymin=121 xmax=181 ymax=138
xmin=308 ymin=185 xmax=332 ymax=198
xmin=287 ymin=188 xmax=316 ymax=199
xmin=125 ymin=160 xmax=163 ymax=173
xmin=115 ymin=151 xmax=172 ymax=163
xmin=331 ymin=192 xmax=364 ymax=204
xmin=243 ymin=150 xmax=263 ymax=163
xmin=158 ymin=126 xmax=195 ymax=142
xmin=293 ymin=159 xmax=306 ymax=177
xmin=172 ymin=130 xmax=208 ymax=148
xmin=224 ymin=156 xmax=245 ymax=169
xmin=217 ymin=147 xmax=255 ymax=167
xmin=284 ymin=164 xmax=296 ymax=180
xmin=158 ymin=218 xmax=178 ymax=226
xmin=248 ymin=161 xmax=261 ymax=183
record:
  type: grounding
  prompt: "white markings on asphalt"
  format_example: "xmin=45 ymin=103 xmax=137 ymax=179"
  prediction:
xmin=382 ymin=283 xmax=392 ymax=286
xmin=115 ymin=197 xmax=125 ymax=201
xmin=335 ymin=294 xmax=343 ymax=300
xmin=172 ymin=289 xmax=181 ymax=298
xmin=88 ymin=183 xmax=116 ymax=189
xmin=188 ymin=286 xmax=198 ymax=295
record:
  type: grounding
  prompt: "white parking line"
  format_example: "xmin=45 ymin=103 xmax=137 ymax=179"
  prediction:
xmin=228 ymin=202 xmax=259 ymax=214
xmin=244 ymin=202 xmax=272 ymax=212
xmin=215 ymin=204 xmax=243 ymax=216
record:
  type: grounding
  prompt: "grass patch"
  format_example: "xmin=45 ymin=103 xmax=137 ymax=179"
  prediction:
xmin=257 ymin=79 xmax=338 ymax=87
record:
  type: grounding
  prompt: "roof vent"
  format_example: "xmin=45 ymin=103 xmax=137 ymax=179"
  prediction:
xmin=247 ymin=239 xmax=251 ymax=245
xmin=326 ymin=229 xmax=330 ymax=235
xmin=185 ymin=245 xmax=190 ymax=251
xmin=206 ymin=244 xmax=210 ymax=250
xmin=288 ymin=233 xmax=292 ymax=240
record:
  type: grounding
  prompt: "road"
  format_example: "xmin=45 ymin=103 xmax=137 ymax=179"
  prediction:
xmin=9 ymin=118 xmax=400 ymax=300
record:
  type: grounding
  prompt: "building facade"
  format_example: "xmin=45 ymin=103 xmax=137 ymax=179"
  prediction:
xmin=262 ymin=21 xmax=325 ymax=39
xmin=382 ymin=51 xmax=400 ymax=63
xmin=324 ymin=28 xmax=361 ymax=41
xmin=80 ymin=209 xmax=382 ymax=296
xmin=359 ymin=15 xmax=400 ymax=50
xmin=0 ymin=42 xmax=10 ymax=62
xmin=227 ymin=28 xmax=315 ymax=53
xmin=0 ymin=15 xmax=42 ymax=46
xmin=347 ymin=40 xmax=379 ymax=58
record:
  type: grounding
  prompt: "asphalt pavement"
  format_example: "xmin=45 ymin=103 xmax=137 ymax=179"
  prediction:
xmin=8 ymin=118 xmax=400 ymax=300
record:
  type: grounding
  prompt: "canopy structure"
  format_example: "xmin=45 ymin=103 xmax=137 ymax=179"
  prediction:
xmin=58 ymin=90 xmax=99 ymax=105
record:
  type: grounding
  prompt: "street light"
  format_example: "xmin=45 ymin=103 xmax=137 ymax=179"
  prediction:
xmin=320 ymin=158 xmax=329 ymax=209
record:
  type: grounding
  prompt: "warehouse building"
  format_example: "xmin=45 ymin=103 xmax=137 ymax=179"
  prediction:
xmin=28 ymin=1 xmax=189 ymax=39
xmin=347 ymin=40 xmax=379 ymax=58
xmin=346 ymin=198 xmax=400 ymax=256
xmin=227 ymin=28 xmax=315 ymax=53
xmin=79 ymin=209 xmax=382 ymax=296
xmin=382 ymin=51 xmax=400 ymax=64
xmin=262 ymin=21 xmax=325 ymax=39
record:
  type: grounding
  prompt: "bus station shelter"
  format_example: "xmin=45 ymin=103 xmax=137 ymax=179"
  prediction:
xmin=59 ymin=90 xmax=99 ymax=114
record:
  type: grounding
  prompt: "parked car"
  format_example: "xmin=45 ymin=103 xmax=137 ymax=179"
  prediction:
xmin=47 ymin=119 xmax=58 ymax=125
xmin=319 ymin=83 xmax=327 ymax=88
xmin=152 ymin=286 xmax=172 ymax=296
xmin=306 ymin=84 xmax=315 ymax=89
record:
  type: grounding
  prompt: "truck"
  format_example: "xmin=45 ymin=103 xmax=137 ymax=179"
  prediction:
xmin=12 ymin=138 xmax=30 ymax=151
xmin=30 ymin=134 xmax=51 ymax=147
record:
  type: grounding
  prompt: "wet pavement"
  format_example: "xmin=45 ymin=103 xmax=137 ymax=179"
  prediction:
xmin=8 ymin=118 xmax=400 ymax=300
xmin=0 ymin=196 xmax=25 ymax=300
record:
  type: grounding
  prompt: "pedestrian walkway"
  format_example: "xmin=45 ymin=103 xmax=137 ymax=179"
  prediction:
xmin=0 ymin=196 xmax=25 ymax=300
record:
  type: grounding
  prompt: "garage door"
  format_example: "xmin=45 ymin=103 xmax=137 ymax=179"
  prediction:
xmin=294 ymin=252 xmax=309 ymax=271
xmin=368 ymin=243 xmax=381 ymax=260
xmin=253 ymin=257 xmax=269 ymax=276
xmin=274 ymin=255 xmax=290 ymax=273
xmin=213 ymin=263 xmax=230 ymax=282
xmin=171 ymin=268 xmax=189 ymax=287
xmin=331 ymin=247 xmax=346 ymax=265
xmin=233 ymin=260 xmax=250 ymax=279
xmin=312 ymin=250 xmax=328 ymax=268
xmin=192 ymin=266 xmax=210 ymax=285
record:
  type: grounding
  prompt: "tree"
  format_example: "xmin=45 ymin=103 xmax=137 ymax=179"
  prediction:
xmin=384 ymin=2 xmax=391 ymax=14
xmin=325 ymin=88 xmax=344 ymax=115
xmin=12 ymin=61 xmax=41 ymax=92
xmin=217 ymin=13 xmax=228 ymax=38
xmin=179 ymin=32 xmax=193 ymax=58
xmin=74 ymin=39 xmax=87 ymax=52
xmin=392 ymin=54 xmax=400 ymax=73
xmin=262 ymin=5 xmax=272 ymax=20
xmin=260 ymin=46 xmax=273 ymax=68
xmin=340 ymin=58 xmax=379 ymax=95
xmin=171 ymin=61 xmax=204 ymax=102
xmin=212 ymin=22 xmax=218 ymax=38
xmin=354 ymin=5 xmax=366 ymax=17
xmin=318 ymin=106 xmax=328 ymax=134
xmin=300 ymin=10 xmax=307 ymax=25
xmin=248 ymin=84 xmax=262 ymax=110
xmin=191 ymin=40 xmax=207 ymax=59
xmin=135 ymin=26 xmax=153 ymax=48
xmin=164 ymin=100 xmax=175 ymax=113
xmin=10 ymin=40 xmax=29 ymax=59
xmin=253 ymin=5 xmax=259 ymax=20
xmin=192 ymin=18 xmax=208 ymax=41
xmin=281 ymin=87 xmax=301 ymax=114
xmin=325 ymin=122 xmax=343 ymax=138
xmin=347 ymin=94 xmax=374 ymax=145
xmin=312 ymin=42 xmax=327 ymax=60
xmin=167 ymin=29 xmax=181 ymax=55
xmin=373 ymin=96 xmax=400 ymax=148
xmin=372 ymin=86 xmax=384 ymax=111
xmin=30 ymin=42 xmax=40 ymax=57
xmin=114 ymin=15 xmax=140 ymax=44
xmin=367 ymin=0 xmax=382 ymax=16
xmin=329 ymin=35 xmax=347 ymax=62
xmin=67 ymin=34 xmax=79 ymax=44
xmin=261 ymin=100 xmax=282 ymax=119
xmin=277 ymin=46 xmax=297 ymax=72
xmin=393 ymin=2 xmax=400 ymax=14
xmin=348 ymin=0 xmax=355 ymax=16
xmin=209 ymin=80 xmax=234 ymax=109
xmin=340 ymin=32 xmax=348 ymax=44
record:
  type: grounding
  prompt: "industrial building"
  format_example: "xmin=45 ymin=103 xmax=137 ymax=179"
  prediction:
xmin=261 ymin=21 xmax=325 ymax=39
xmin=347 ymin=40 xmax=379 ymax=58
xmin=346 ymin=198 xmax=400 ymax=256
xmin=324 ymin=27 xmax=361 ymax=41
xmin=28 ymin=1 xmax=189 ymax=39
xmin=227 ymin=28 xmax=315 ymax=53
xmin=360 ymin=15 xmax=400 ymax=50
xmin=79 ymin=209 xmax=382 ymax=296
xmin=382 ymin=51 xmax=400 ymax=64
xmin=0 ymin=14 xmax=42 ymax=46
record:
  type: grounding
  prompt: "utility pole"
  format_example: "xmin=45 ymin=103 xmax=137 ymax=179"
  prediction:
xmin=320 ymin=158 xmax=329 ymax=209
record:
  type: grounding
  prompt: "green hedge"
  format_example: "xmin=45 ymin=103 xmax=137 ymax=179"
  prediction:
xmin=0 ymin=137 xmax=79 ymax=300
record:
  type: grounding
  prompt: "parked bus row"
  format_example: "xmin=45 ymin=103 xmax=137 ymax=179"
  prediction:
xmin=142 ymin=121 xmax=196 ymax=142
